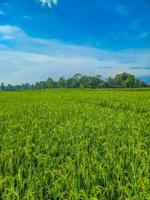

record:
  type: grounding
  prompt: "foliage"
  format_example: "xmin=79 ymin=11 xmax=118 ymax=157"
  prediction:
xmin=0 ymin=72 xmax=149 ymax=91
xmin=0 ymin=90 xmax=149 ymax=199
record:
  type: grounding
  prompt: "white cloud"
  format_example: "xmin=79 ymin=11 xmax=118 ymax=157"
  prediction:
xmin=0 ymin=25 xmax=26 ymax=40
xmin=0 ymin=25 xmax=149 ymax=84
xmin=40 ymin=0 xmax=58 ymax=7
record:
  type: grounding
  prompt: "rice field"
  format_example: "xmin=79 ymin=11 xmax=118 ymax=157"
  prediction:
xmin=0 ymin=89 xmax=150 ymax=200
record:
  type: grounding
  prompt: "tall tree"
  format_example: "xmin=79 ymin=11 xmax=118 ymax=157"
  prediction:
xmin=114 ymin=72 xmax=136 ymax=88
xmin=0 ymin=83 xmax=5 ymax=90
xmin=46 ymin=77 xmax=54 ymax=88
xmin=58 ymin=77 xmax=66 ymax=88
xmin=125 ymin=74 xmax=136 ymax=88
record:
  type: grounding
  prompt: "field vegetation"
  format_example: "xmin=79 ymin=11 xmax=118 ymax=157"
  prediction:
xmin=0 ymin=89 xmax=149 ymax=199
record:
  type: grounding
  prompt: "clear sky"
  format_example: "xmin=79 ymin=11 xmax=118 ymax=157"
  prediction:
xmin=0 ymin=0 xmax=150 ymax=84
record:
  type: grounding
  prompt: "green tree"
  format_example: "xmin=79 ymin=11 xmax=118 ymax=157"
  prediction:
xmin=125 ymin=74 xmax=136 ymax=88
xmin=58 ymin=77 xmax=66 ymax=88
xmin=46 ymin=77 xmax=54 ymax=88
xmin=0 ymin=83 xmax=5 ymax=90
xmin=79 ymin=75 xmax=90 ymax=88
xmin=114 ymin=72 xmax=136 ymax=88
xmin=89 ymin=75 xmax=103 ymax=88
xmin=106 ymin=77 xmax=115 ymax=88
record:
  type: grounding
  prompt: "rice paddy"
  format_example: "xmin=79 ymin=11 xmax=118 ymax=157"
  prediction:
xmin=0 ymin=89 xmax=149 ymax=199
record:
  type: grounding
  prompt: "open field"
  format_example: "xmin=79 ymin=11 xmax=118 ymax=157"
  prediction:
xmin=0 ymin=90 xmax=150 ymax=199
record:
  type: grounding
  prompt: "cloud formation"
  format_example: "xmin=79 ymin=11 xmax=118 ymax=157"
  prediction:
xmin=39 ymin=0 xmax=58 ymax=7
xmin=0 ymin=25 xmax=150 ymax=84
xmin=0 ymin=25 xmax=25 ymax=40
xmin=129 ymin=66 xmax=150 ymax=70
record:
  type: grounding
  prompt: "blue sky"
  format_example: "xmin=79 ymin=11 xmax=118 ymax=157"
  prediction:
xmin=0 ymin=0 xmax=150 ymax=84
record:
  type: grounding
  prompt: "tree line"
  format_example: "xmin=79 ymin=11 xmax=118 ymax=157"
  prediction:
xmin=0 ymin=72 xmax=149 ymax=91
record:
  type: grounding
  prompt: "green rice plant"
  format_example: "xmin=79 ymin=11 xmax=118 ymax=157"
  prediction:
xmin=0 ymin=89 xmax=149 ymax=199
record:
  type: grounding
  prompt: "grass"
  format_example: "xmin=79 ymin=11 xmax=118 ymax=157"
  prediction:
xmin=0 ymin=89 xmax=149 ymax=199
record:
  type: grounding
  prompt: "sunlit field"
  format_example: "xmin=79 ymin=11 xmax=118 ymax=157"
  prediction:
xmin=0 ymin=89 xmax=149 ymax=200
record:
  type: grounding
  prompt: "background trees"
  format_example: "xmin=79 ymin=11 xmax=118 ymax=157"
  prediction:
xmin=46 ymin=77 xmax=54 ymax=88
xmin=0 ymin=72 xmax=149 ymax=91
xmin=112 ymin=73 xmax=136 ymax=88
xmin=0 ymin=83 xmax=5 ymax=90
